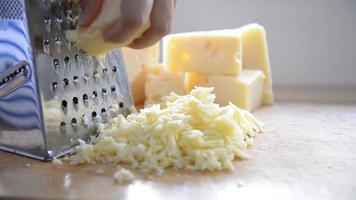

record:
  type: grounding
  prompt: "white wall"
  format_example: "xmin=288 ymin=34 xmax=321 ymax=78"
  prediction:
xmin=171 ymin=0 xmax=356 ymax=89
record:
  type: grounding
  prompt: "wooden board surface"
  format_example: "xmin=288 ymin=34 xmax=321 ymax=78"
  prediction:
xmin=1 ymin=101 xmax=356 ymax=200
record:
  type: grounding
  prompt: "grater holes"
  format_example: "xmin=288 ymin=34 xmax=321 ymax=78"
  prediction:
xmin=92 ymin=91 xmax=98 ymax=98
xmin=81 ymin=114 xmax=88 ymax=127
xmin=44 ymin=15 xmax=51 ymax=32
xmin=74 ymin=54 xmax=79 ymax=62
xmin=73 ymin=75 xmax=79 ymax=81
xmin=112 ymin=65 xmax=117 ymax=73
xmin=83 ymin=72 xmax=90 ymax=82
xmin=43 ymin=39 xmax=50 ymax=54
xmin=73 ymin=97 xmax=79 ymax=104
xmin=53 ymin=59 xmax=60 ymax=71
xmin=71 ymin=118 xmax=77 ymax=126
xmin=101 ymin=108 xmax=106 ymax=114
xmin=55 ymin=35 xmax=61 ymax=43
xmin=93 ymin=70 xmax=99 ymax=79
xmin=63 ymin=78 xmax=69 ymax=86
xmin=102 ymin=68 xmax=108 ymax=75
xmin=111 ymin=86 xmax=116 ymax=92
xmin=51 ymin=81 xmax=58 ymax=92
xmin=55 ymin=17 xmax=63 ymax=29
xmin=60 ymin=122 xmax=66 ymax=132
xmin=64 ymin=56 xmax=70 ymax=64
xmin=83 ymin=93 xmax=89 ymax=101
xmin=101 ymin=88 xmax=107 ymax=95
xmin=61 ymin=100 xmax=68 ymax=109
xmin=119 ymin=102 xmax=124 ymax=108
xmin=91 ymin=111 xmax=97 ymax=118
xmin=43 ymin=39 xmax=50 ymax=45
xmin=53 ymin=59 xmax=59 ymax=66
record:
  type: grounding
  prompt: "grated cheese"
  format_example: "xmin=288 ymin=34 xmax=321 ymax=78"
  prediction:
xmin=70 ymin=87 xmax=263 ymax=173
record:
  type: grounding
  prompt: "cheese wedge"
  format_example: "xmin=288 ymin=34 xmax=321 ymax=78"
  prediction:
xmin=240 ymin=24 xmax=273 ymax=105
xmin=66 ymin=0 xmax=150 ymax=56
xmin=163 ymin=31 xmax=242 ymax=75
xmin=145 ymin=70 xmax=185 ymax=106
xmin=186 ymin=70 xmax=265 ymax=111
xmin=122 ymin=43 xmax=160 ymax=104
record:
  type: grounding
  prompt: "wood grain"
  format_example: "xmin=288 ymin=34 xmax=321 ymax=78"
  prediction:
xmin=1 ymin=101 xmax=356 ymax=200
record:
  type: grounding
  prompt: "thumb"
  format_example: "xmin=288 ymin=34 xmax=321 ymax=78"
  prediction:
xmin=79 ymin=0 xmax=105 ymax=27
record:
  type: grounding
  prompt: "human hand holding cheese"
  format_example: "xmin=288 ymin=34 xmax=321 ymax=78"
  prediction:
xmin=67 ymin=0 xmax=175 ymax=55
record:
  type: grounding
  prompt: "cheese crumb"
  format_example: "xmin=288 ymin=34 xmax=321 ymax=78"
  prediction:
xmin=70 ymin=87 xmax=263 ymax=173
xmin=25 ymin=163 xmax=31 ymax=168
xmin=114 ymin=168 xmax=134 ymax=184
xmin=52 ymin=158 xmax=63 ymax=165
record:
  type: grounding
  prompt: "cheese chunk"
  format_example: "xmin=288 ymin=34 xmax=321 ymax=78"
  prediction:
xmin=240 ymin=24 xmax=273 ymax=105
xmin=163 ymin=31 xmax=242 ymax=75
xmin=145 ymin=70 xmax=185 ymax=106
xmin=186 ymin=70 xmax=265 ymax=111
xmin=122 ymin=43 xmax=160 ymax=104
xmin=114 ymin=168 xmax=134 ymax=184
xmin=66 ymin=0 xmax=150 ymax=56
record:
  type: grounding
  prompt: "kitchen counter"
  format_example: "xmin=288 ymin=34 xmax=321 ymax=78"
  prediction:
xmin=1 ymin=99 xmax=356 ymax=200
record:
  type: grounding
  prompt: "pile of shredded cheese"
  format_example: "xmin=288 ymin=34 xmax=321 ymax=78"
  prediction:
xmin=70 ymin=87 xmax=263 ymax=174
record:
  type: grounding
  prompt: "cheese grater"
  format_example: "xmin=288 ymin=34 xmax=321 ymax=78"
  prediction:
xmin=0 ymin=0 xmax=133 ymax=160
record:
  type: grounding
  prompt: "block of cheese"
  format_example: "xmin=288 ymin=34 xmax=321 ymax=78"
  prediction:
xmin=186 ymin=70 xmax=265 ymax=111
xmin=163 ymin=31 xmax=242 ymax=75
xmin=240 ymin=24 xmax=273 ymax=105
xmin=66 ymin=0 xmax=150 ymax=56
xmin=145 ymin=70 xmax=185 ymax=106
xmin=122 ymin=43 xmax=160 ymax=104
xmin=142 ymin=63 xmax=163 ymax=76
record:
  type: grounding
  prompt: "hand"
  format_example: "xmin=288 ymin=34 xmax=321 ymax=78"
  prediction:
xmin=79 ymin=0 xmax=176 ymax=49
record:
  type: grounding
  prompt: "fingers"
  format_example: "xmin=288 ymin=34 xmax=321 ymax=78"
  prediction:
xmin=104 ymin=0 xmax=154 ymax=44
xmin=79 ymin=0 xmax=105 ymax=27
xmin=129 ymin=0 xmax=174 ymax=49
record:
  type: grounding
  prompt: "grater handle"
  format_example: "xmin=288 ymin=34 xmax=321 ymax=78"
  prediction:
xmin=0 ymin=61 xmax=31 ymax=98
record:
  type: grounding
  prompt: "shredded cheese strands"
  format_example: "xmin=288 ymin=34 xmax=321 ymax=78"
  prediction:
xmin=70 ymin=87 xmax=264 ymax=173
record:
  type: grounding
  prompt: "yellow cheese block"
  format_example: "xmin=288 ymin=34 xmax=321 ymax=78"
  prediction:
xmin=240 ymin=24 xmax=273 ymax=105
xmin=145 ymin=70 xmax=185 ymax=106
xmin=142 ymin=63 xmax=163 ymax=76
xmin=66 ymin=0 xmax=150 ymax=56
xmin=186 ymin=70 xmax=265 ymax=111
xmin=163 ymin=31 xmax=242 ymax=75
xmin=122 ymin=43 xmax=160 ymax=104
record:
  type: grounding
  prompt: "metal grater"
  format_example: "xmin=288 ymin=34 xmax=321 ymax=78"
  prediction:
xmin=0 ymin=0 xmax=133 ymax=160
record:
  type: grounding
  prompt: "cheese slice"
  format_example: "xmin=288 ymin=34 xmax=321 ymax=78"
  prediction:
xmin=163 ymin=31 xmax=242 ymax=75
xmin=186 ymin=70 xmax=265 ymax=111
xmin=145 ymin=70 xmax=185 ymax=106
xmin=240 ymin=24 xmax=273 ymax=105
xmin=66 ymin=0 xmax=150 ymax=56
xmin=122 ymin=43 xmax=160 ymax=104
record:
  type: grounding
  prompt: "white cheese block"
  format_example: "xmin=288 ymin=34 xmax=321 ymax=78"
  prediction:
xmin=240 ymin=23 xmax=274 ymax=105
xmin=66 ymin=0 xmax=150 ymax=56
xmin=144 ymin=70 xmax=185 ymax=106
xmin=122 ymin=43 xmax=160 ymax=104
xmin=163 ymin=31 xmax=242 ymax=75
xmin=186 ymin=70 xmax=265 ymax=111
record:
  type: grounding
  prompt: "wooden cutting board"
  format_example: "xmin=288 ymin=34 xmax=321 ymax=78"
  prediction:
xmin=1 ymin=100 xmax=356 ymax=200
